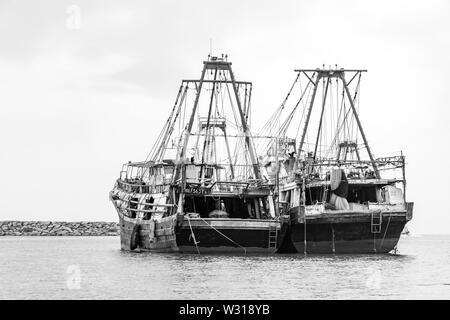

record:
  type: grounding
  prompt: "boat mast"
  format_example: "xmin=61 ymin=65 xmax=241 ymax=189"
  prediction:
xmin=297 ymin=73 xmax=320 ymax=157
xmin=199 ymin=66 xmax=219 ymax=181
xmin=228 ymin=63 xmax=261 ymax=180
xmin=174 ymin=56 xmax=262 ymax=182
xmin=295 ymin=68 xmax=379 ymax=178
xmin=313 ymin=77 xmax=330 ymax=160
xmin=173 ymin=64 xmax=207 ymax=183
xmin=339 ymin=73 xmax=380 ymax=178
xmin=222 ymin=127 xmax=235 ymax=179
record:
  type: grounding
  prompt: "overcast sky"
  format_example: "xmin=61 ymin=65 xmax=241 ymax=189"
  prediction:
xmin=1 ymin=0 xmax=449 ymax=234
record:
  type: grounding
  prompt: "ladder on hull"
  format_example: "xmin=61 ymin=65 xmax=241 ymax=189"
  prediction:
xmin=371 ymin=211 xmax=382 ymax=234
xmin=268 ymin=225 xmax=278 ymax=250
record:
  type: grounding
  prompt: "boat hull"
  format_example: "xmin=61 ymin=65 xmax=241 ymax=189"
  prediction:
xmin=118 ymin=211 xmax=179 ymax=252
xmin=117 ymin=209 xmax=286 ymax=253
xmin=284 ymin=207 xmax=410 ymax=254
xmin=175 ymin=218 xmax=282 ymax=254
xmin=117 ymin=206 xmax=410 ymax=254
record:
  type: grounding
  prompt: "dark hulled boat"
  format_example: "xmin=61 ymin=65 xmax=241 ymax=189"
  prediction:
xmin=284 ymin=191 xmax=414 ymax=254
xmin=259 ymin=67 xmax=413 ymax=254
xmin=110 ymin=56 xmax=286 ymax=253
xmin=110 ymin=61 xmax=413 ymax=255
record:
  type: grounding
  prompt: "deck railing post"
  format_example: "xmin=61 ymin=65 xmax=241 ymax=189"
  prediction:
xmin=302 ymin=164 xmax=307 ymax=255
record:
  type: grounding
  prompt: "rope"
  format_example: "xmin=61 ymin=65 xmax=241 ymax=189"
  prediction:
xmin=379 ymin=214 xmax=392 ymax=251
xmin=198 ymin=217 xmax=247 ymax=254
xmin=186 ymin=216 xmax=200 ymax=254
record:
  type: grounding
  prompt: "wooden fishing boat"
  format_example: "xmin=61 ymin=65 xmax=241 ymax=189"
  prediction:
xmin=258 ymin=67 xmax=413 ymax=254
xmin=110 ymin=56 xmax=286 ymax=253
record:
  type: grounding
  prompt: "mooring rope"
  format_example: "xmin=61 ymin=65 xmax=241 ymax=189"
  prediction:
xmin=198 ymin=217 xmax=247 ymax=254
xmin=186 ymin=216 xmax=201 ymax=255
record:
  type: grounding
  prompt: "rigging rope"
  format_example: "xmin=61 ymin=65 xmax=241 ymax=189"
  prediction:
xmin=198 ymin=217 xmax=247 ymax=254
xmin=186 ymin=216 xmax=201 ymax=254
xmin=257 ymin=73 xmax=300 ymax=138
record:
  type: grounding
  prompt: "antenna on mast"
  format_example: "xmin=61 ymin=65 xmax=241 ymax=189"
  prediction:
xmin=209 ymin=38 xmax=212 ymax=56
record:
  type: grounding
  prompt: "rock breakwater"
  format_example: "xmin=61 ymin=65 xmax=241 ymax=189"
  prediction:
xmin=0 ymin=221 xmax=119 ymax=236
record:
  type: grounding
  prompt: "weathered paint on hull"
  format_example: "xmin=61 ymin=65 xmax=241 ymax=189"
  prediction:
xmin=118 ymin=213 xmax=285 ymax=254
xmin=287 ymin=210 xmax=407 ymax=254
xmin=118 ymin=211 xmax=179 ymax=252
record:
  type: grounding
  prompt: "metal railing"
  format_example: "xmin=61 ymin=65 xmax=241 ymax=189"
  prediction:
xmin=294 ymin=156 xmax=405 ymax=183
xmin=116 ymin=179 xmax=170 ymax=194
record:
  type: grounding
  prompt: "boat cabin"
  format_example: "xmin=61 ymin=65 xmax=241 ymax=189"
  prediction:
xmin=279 ymin=162 xmax=406 ymax=215
xmin=183 ymin=193 xmax=274 ymax=219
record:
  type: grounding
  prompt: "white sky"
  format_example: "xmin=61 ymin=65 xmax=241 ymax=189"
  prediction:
xmin=0 ymin=0 xmax=449 ymax=234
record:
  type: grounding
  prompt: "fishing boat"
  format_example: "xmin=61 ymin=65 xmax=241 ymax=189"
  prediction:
xmin=258 ymin=67 xmax=413 ymax=254
xmin=109 ymin=55 xmax=285 ymax=253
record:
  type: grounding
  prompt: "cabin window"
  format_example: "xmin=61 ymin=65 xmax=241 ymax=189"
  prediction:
xmin=347 ymin=186 xmax=378 ymax=203
xmin=204 ymin=166 xmax=214 ymax=179
xmin=164 ymin=166 xmax=174 ymax=175
xmin=184 ymin=196 xmax=268 ymax=219
xmin=304 ymin=187 xmax=327 ymax=205
xmin=185 ymin=165 xmax=200 ymax=182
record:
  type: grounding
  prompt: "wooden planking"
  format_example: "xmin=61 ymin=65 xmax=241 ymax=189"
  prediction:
xmin=117 ymin=209 xmax=179 ymax=252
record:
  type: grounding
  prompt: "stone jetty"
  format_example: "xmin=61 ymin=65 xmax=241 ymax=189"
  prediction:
xmin=0 ymin=221 xmax=119 ymax=236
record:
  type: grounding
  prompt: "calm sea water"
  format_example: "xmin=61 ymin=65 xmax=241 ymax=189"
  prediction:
xmin=1 ymin=235 xmax=449 ymax=299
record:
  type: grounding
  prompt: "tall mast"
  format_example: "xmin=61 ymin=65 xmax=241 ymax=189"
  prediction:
xmin=228 ymin=64 xmax=261 ymax=180
xmin=173 ymin=64 xmax=207 ymax=183
xmin=174 ymin=56 xmax=261 ymax=182
xmin=313 ymin=77 xmax=330 ymax=160
xmin=294 ymin=68 xmax=379 ymax=177
xmin=222 ymin=127 xmax=235 ymax=179
xmin=340 ymin=73 xmax=380 ymax=178
xmin=199 ymin=66 xmax=219 ymax=180
xmin=297 ymin=73 xmax=320 ymax=157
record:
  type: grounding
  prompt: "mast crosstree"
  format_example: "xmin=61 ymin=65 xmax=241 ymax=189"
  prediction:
xmin=258 ymin=67 xmax=380 ymax=178
xmin=147 ymin=56 xmax=263 ymax=184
